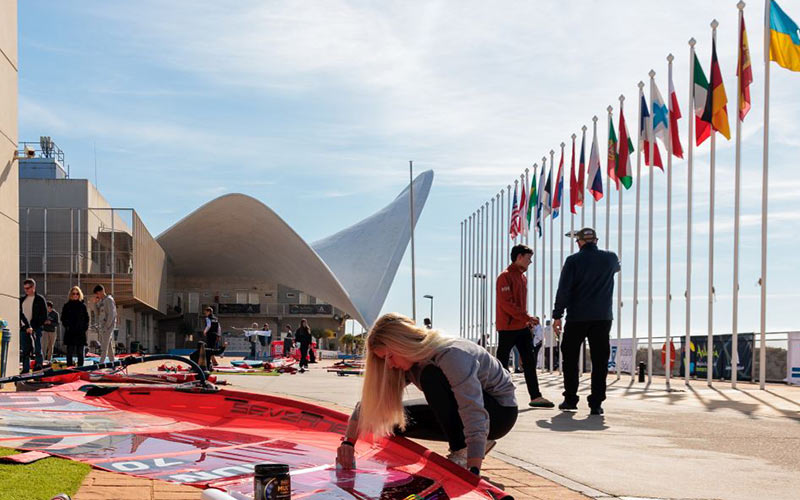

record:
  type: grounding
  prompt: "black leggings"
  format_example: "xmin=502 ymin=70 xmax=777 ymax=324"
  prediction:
xmin=397 ymin=365 xmax=518 ymax=453
xmin=66 ymin=344 xmax=84 ymax=367
xmin=496 ymin=328 xmax=542 ymax=400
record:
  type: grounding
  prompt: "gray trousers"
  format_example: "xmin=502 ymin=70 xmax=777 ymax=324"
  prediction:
xmin=99 ymin=328 xmax=115 ymax=361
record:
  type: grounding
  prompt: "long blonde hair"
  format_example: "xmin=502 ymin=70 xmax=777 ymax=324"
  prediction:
xmin=67 ymin=286 xmax=84 ymax=301
xmin=357 ymin=312 xmax=453 ymax=438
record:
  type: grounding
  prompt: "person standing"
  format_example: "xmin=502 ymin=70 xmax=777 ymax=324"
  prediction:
xmin=61 ymin=286 xmax=89 ymax=367
xmin=19 ymin=279 xmax=47 ymax=373
xmin=552 ymin=228 xmax=620 ymax=415
xmin=295 ymin=319 xmax=312 ymax=371
xmin=92 ymin=284 xmax=117 ymax=362
xmin=262 ymin=322 xmax=272 ymax=357
xmin=282 ymin=325 xmax=294 ymax=357
xmin=495 ymin=244 xmax=553 ymax=408
xmin=42 ymin=301 xmax=60 ymax=363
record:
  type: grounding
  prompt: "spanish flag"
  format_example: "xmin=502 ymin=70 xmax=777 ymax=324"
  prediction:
xmin=709 ymin=38 xmax=731 ymax=140
xmin=770 ymin=0 xmax=800 ymax=72
xmin=737 ymin=15 xmax=753 ymax=121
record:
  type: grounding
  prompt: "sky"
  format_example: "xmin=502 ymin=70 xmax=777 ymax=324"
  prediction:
xmin=17 ymin=1 xmax=800 ymax=341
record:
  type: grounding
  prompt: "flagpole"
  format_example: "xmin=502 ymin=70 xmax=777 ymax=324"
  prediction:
xmin=759 ymin=0 xmax=770 ymax=390
xmin=581 ymin=127 xmax=586 ymax=229
xmin=606 ymin=106 xmax=613 ymax=251
xmin=541 ymin=157 xmax=547 ymax=328
xmin=490 ymin=199 xmax=495 ymax=346
xmin=409 ymin=161 xmax=417 ymax=321
xmin=484 ymin=202 xmax=489 ymax=345
xmin=549 ymin=149 xmax=555 ymax=373
xmin=496 ymin=193 xmax=502 ymax=345
xmin=478 ymin=205 xmax=484 ymax=342
xmin=648 ymin=70 xmax=656 ymax=385
xmin=468 ymin=213 xmax=474 ymax=341
xmin=708 ymin=19 xmax=719 ymax=387
xmin=686 ymin=38 xmax=696 ymax=385
xmin=732 ymin=0 xmax=746 ymax=389
xmin=524 ymin=168 xmax=531 ymax=323
xmin=592 ymin=115 xmax=598 ymax=230
xmin=558 ymin=143 xmax=565 ymax=375
xmin=617 ymin=95 xmax=626 ymax=381
xmin=532 ymin=167 xmax=538 ymax=319
xmin=634 ymin=81 xmax=644 ymax=383
xmin=571 ymin=134 xmax=576 ymax=254
xmin=460 ymin=220 xmax=464 ymax=337
xmin=666 ymin=54 xmax=675 ymax=390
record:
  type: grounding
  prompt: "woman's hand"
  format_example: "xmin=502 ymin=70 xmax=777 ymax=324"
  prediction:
xmin=336 ymin=442 xmax=356 ymax=469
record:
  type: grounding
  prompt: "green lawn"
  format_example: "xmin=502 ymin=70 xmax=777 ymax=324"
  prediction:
xmin=0 ymin=447 xmax=91 ymax=500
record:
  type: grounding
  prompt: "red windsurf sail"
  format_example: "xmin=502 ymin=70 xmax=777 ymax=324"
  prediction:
xmin=0 ymin=383 xmax=511 ymax=499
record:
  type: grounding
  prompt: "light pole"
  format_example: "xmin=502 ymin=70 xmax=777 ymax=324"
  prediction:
xmin=472 ymin=273 xmax=487 ymax=346
xmin=423 ymin=295 xmax=434 ymax=327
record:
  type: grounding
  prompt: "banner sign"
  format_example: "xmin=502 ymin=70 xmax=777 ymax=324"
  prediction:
xmin=608 ymin=338 xmax=635 ymax=374
xmin=787 ymin=332 xmax=800 ymax=386
xmin=289 ymin=304 xmax=333 ymax=315
xmin=218 ymin=303 xmax=260 ymax=314
xmin=679 ymin=334 xmax=754 ymax=381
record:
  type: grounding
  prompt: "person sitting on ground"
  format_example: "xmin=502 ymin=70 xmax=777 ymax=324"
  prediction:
xmin=335 ymin=313 xmax=518 ymax=476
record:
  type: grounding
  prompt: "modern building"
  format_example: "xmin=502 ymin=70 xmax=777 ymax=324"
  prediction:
xmin=17 ymin=141 xmax=434 ymax=355
xmin=0 ymin=1 xmax=19 ymax=377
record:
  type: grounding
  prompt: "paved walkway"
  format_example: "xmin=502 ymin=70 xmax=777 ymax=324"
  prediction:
xmin=71 ymin=359 xmax=800 ymax=499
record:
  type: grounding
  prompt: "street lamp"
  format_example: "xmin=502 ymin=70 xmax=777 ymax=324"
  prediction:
xmin=423 ymin=295 xmax=434 ymax=327
xmin=472 ymin=273 xmax=487 ymax=346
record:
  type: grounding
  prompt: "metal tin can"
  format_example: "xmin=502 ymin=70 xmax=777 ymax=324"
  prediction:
xmin=254 ymin=463 xmax=291 ymax=500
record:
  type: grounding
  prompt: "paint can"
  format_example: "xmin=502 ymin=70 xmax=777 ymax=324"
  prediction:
xmin=254 ymin=463 xmax=291 ymax=500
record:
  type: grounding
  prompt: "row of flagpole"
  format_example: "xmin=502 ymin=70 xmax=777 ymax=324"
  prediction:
xmin=458 ymin=0 xmax=798 ymax=389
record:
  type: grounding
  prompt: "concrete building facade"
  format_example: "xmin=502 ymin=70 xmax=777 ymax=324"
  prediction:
xmin=0 ymin=1 xmax=18 ymax=377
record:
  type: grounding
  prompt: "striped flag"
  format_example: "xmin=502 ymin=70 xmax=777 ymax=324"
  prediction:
xmin=588 ymin=124 xmax=603 ymax=201
xmin=668 ymin=66 xmax=684 ymax=158
xmin=639 ymin=94 xmax=664 ymax=169
xmin=519 ymin=181 xmax=528 ymax=236
xmin=577 ymin=132 xmax=586 ymax=206
xmin=769 ymin=0 xmax=800 ymax=72
xmin=569 ymin=137 xmax=579 ymax=214
xmin=526 ymin=168 xmax=537 ymax=233
xmin=553 ymin=148 xmax=565 ymax=218
xmin=737 ymin=14 xmax=753 ymax=120
xmin=694 ymin=52 xmax=712 ymax=145
xmin=617 ymin=107 xmax=634 ymax=189
xmin=607 ymin=114 xmax=619 ymax=190
xmin=536 ymin=163 xmax=547 ymax=236
xmin=709 ymin=37 xmax=731 ymax=139
xmin=509 ymin=184 xmax=520 ymax=238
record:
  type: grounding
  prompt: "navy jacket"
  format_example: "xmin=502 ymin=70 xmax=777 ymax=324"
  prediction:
xmin=552 ymin=243 xmax=620 ymax=321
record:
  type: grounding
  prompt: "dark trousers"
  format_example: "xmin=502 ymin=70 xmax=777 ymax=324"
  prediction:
xmin=560 ymin=320 xmax=612 ymax=408
xmin=299 ymin=343 xmax=310 ymax=368
xmin=66 ymin=344 xmax=85 ymax=367
xmin=496 ymin=328 xmax=542 ymax=400
xmin=398 ymin=365 xmax=518 ymax=453
xmin=21 ymin=328 xmax=43 ymax=373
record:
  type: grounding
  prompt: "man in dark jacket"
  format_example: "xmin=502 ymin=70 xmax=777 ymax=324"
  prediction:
xmin=295 ymin=319 xmax=312 ymax=372
xmin=553 ymin=228 xmax=620 ymax=415
xmin=19 ymin=278 xmax=47 ymax=373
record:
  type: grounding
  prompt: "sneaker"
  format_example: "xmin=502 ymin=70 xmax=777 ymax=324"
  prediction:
xmin=590 ymin=406 xmax=604 ymax=416
xmin=484 ymin=439 xmax=497 ymax=455
xmin=558 ymin=400 xmax=578 ymax=411
xmin=445 ymin=447 xmax=467 ymax=468
xmin=529 ymin=397 xmax=555 ymax=408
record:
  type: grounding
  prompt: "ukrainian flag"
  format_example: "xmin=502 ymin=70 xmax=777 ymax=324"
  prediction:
xmin=770 ymin=0 xmax=800 ymax=72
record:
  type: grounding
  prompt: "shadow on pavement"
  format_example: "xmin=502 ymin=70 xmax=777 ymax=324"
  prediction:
xmin=535 ymin=411 xmax=609 ymax=432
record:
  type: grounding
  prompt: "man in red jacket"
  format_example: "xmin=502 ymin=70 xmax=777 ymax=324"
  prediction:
xmin=495 ymin=244 xmax=554 ymax=408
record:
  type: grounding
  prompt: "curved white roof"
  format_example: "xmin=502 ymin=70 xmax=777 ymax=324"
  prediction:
xmin=157 ymin=171 xmax=433 ymax=327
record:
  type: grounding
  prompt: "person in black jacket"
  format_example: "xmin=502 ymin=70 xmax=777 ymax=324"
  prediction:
xmin=295 ymin=319 xmax=312 ymax=371
xmin=552 ymin=228 xmax=620 ymax=415
xmin=61 ymin=286 xmax=90 ymax=367
xmin=19 ymin=278 xmax=47 ymax=373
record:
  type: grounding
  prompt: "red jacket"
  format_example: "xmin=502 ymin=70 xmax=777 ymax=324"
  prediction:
xmin=495 ymin=264 xmax=533 ymax=331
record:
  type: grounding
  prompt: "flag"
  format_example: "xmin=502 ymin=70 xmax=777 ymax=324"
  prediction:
xmin=617 ymin=107 xmax=634 ymax=190
xmin=542 ymin=167 xmax=553 ymax=220
xmin=651 ymin=79 xmax=670 ymax=148
xmin=519 ymin=181 xmax=528 ymax=236
xmin=709 ymin=37 xmax=731 ymax=140
xmin=588 ymin=125 xmax=603 ymax=201
xmin=577 ymin=132 xmax=586 ymax=206
xmin=509 ymin=184 xmax=520 ymax=238
xmin=668 ymin=67 xmax=684 ymax=158
xmin=553 ymin=148 xmax=565 ymax=218
xmin=536 ymin=164 xmax=547 ymax=236
xmin=526 ymin=170 xmax=537 ymax=232
xmin=607 ymin=114 xmax=619 ymax=190
xmin=694 ymin=53 xmax=712 ymax=145
xmin=738 ymin=14 xmax=753 ymax=120
xmin=569 ymin=138 xmax=579 ymax=214
xmin=639 ymin=94 xmax=664 ymax=169
xmin=769 ymin=0 xmax=800 ymax=72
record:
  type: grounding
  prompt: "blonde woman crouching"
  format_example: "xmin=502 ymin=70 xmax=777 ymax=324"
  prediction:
xmin=335 ymin=313 xmax=518 ymax=476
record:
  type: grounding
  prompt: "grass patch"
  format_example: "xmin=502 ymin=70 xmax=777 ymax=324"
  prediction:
xmin=0 ymin=447 xmax=91 ymax=500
